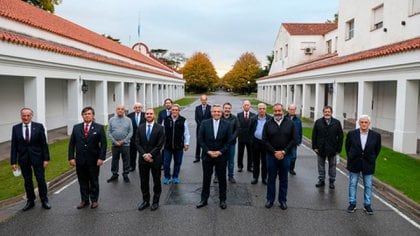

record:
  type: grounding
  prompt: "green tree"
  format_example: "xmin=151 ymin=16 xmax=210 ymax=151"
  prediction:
xmin=224 ymin=52 xmax=261 ymax=94
xmin=23 ymin=0 xmax=61 ymax=13
xmin=181 ymin=52 xmax=218 ymax=93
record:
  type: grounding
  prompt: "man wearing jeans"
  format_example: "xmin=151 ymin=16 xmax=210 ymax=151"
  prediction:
xmin=345 ymin=115 xmax=381 ymax=215
xmin=219 ymin=102 xmax=239 ymax=183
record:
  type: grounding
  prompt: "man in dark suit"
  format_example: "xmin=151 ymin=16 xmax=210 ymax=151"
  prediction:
xmin=68 ymin=107 xmax=107 ymax=209
xmin=157 ymin=98 xmax=173 ymax=125
xmin=11 ymin=107 xmax=51 ymax=211
xmin=346 ymin=115 xmax=381 ymax=215
xmin=263 ymin=103 xmax=296 ymax=210
xmin=236 ymin=100 xmax=255 ymax=172
xmin=136 ymin=108 xmax=165 ymax=211
xmin=194 ymin=94 xmax=211 ymax=163
xmin=312 ymin=105 xmax=344 ymax=189
xmin=127 ymin=102 xmax=145 ymax=171
xmin=196 ymin=104 xmax=232 ymax=210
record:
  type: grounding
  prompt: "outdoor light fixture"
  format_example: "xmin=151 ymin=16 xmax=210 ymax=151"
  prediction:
xmin=328 ymin=83 xmax=334 ymax=94
xmin=81 ymin=81 xmax=88 ymax=93
xmin=136 ymin=83 xmax=141 ymax=91
xmin=290 ymin=86 xmax=294 ymax=93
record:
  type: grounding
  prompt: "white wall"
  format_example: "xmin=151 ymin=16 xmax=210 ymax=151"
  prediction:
xmin=0 ymin=76 xmax=24 ymax=142
xmin=45 ymin=79 xmax=67 ymax=130
xmin=372 ymin=81 xmax=396 ymax=132
xmin=343 ymin=83 xmax=358 ymax=120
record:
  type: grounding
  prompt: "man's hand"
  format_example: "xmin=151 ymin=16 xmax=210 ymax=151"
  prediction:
xmin=313 ymin=148 xmax=319 ymax=154
xmin=274 ymin=151 xmax=285 ymax=160
xmin=184 ymin=144 xmax=189 ymax=151
xmin=11 ymin=164 xmax=18 ymax=171
xmin=43 ymin=161 xmax=49 ymax=168
xmin=97 ymin=159 xmax=103 ymax=166
xmin=69 ymin=159 xmax=76 ymax=167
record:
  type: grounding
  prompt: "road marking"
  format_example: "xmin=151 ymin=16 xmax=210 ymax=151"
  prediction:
xmin=53 ymin=156 xmax=112 ymax=194
xmin=302 ymin=144 xmax=419 ymax=229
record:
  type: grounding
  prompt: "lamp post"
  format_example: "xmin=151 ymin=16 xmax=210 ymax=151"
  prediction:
xmin=247 ymin=81 xmax=251 ymax=95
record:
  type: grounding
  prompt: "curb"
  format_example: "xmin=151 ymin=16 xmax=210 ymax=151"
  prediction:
xmin=302 ymin=136 xmax=420 ymax=222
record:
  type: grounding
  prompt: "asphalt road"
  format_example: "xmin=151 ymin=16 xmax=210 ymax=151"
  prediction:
xmin=0 ymin=92 xmax=418 ymax=236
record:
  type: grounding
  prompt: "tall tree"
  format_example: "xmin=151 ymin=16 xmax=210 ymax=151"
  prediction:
xmin=224 ymin=52 xmax=261 ymax=94
xmin=23 ymin=0 xmax=61 ymax=13
xmin=181 ymin=52 xmax=218 ymax=93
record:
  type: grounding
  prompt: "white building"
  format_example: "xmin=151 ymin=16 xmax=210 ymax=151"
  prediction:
xmin=0 ymin=0 xmax=185 ymax=142
xmin=257 ymin=0 xmax=420 ymax=154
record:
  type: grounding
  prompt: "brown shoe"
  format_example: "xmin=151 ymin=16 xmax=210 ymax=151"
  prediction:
xmin=90 ymin=202 xmax=98 ymax=209
xmin=76 ymin=201 xmax=89 ymax=209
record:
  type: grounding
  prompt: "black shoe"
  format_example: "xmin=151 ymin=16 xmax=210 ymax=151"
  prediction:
xmin=138 ymin=202 xmax=150 ymax=211
xmin=289 ymin=170 xmax=296 ymax=175
xmin=238 ymin=168 xmax=243 ymax=172
xmin=219 ymin=201 xmax=227 ymax=209
xmin=228 ymin=177 xmax=236 ymax=183
xmin=150 ymin=202 xmax=159 ymax=211
xmin=22 ymin=201 xmax=35 ymax=211
xmin=347 ymin=204 xmax=356 ymax=213
xmin=265 ymin=201 xmax=273 ymax=209
xmin=124 ymin=176 xmax=130 ymax=183
xmin=129 ymin=167 xmax=135 ymax=172
xmin=41 ymin=201 xmax=51 ymax=210
xmin=364 ymin=205 xmax=374 ymax=215
xmin=251 ymin=179 xmax=258 ymax=184
xmin=329 ymin=182 xmax=335 ymax=189
xmin=315 ymin=180 xmax=325 ymax=187
xmin=196 ymin=200 xmax=208 ymax=208
xmin=107 ymin=175 xmax=118 ymax=183
xmin=280 ymin=202 xmax=287 ymax=210
xmin=247 ymin=168 xmax=253 ymax=172
xmin=193 ymin=159 xmax=200 ymax=163
xmin=262 ymin=179 xmax=267 ymax=185
xmin=213 ymin=177 xmax=218 ymax=184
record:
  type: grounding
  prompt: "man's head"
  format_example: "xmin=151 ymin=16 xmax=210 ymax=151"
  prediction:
xmin=133 ymin=102 xmax=143 ymax=113
xmin=211 ymin=104 xmax=222 ymax=121
xmin=223 ymin=102 xmax=232 ymax=118
xmin=145 ymin=108 xmax=155 ymax=123
xmin=200 ymin=95 xmax=208 ymax=106
xmin=20 ymin=108 xmax=33 ymax=124
xmin=242 ymin=100 xmax=251 ymax=112
xmin=257 ymin=103 xmax=267 ymax=117
xmin=323 ymin=106 xmax=333 ymax=119
xmin=288 ymin=104 xmax=297 ymax=117
xmin=358 ymin=114 xmax=371 ymax=132
xmin=81 ymin=106 xmax=95 ymax=123
xmin=116 ymin=105 xmax=125 ymax=117
xmin=273 ymin=103 xmax=284 ymax=121
xmin=164 ymin=98 xmax=173 ymax=110
xmin=171 ymin=104 xmax=181 ymax=118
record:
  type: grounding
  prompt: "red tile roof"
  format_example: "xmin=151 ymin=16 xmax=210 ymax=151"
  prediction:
xmin=0 ymin=29 xmax=181 ymax=79
xmin=283 ymin=23 xmax=337 ymax=35
xmin=0 ymin=0 xmax=178 ymax=75
xmin=260 ymin=37 xmax=420 ymax=81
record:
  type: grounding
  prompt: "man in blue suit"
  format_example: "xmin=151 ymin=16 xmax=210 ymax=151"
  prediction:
xmin=11 ymin=108 xmax=51 ymax=211
xmin=157 ymin=98 xmax=172 ymax=125
xmin=194 ymin=95 xmax=211 ymax=163
xmin=196 ymin=104 xmax=231 ymax=210
xmin=127 ymin=102 xmax=145 ymax=171
xmin=68 ymin=107 xmax=107 ymax=209
xmin=346 ymin=115 xmax=381 ymax=215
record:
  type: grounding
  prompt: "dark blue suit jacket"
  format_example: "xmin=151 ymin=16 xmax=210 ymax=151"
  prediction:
xmin=346 ymin=129 xmax=381 ymax=175
xmin=198 ymin=119 xmax=231 ymax=162
xmin=68 ymin=122 xmax=107 ymax=166
xmin=157 ymin=109 xmax=171 ymax=125
xmin=195 ymin=104 xmax=211 ymax=133
xmin=136 ymin=122 xmax=165 ymax=168
xmin=127 ymin=111 xmax=145 ymax=143
xmin=10 ymin=122 xmax=50 ymax=167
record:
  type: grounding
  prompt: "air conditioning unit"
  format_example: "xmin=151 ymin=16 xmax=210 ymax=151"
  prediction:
xmin=304 ymin=47 xmax=314 ymax=55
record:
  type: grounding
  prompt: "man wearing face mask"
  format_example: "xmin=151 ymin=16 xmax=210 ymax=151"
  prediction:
xmin=262 ymin=103 xmax=296 ymax=209
xmin=312 ymin=105 xmax=344 ymax=189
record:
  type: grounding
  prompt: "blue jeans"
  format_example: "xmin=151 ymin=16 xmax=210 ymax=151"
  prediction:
xmin=266 ymin=152 xmax=291 ymax=203
xmin=348 ymin=172 xmax=373 ymax=206
xmin=163 ymin=149 xmax=184 ymax=179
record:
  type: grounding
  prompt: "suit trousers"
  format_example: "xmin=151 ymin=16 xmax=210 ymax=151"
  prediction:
xmin=201 ymin=158 xmax=227 ymax=201
xmin=139 ymin=163 xmax=161 ymax=203
xmin=252 ymin=140 xmax=267 ymax=181
xmin=21 ymin=162 xmax=48 ymax=202
xmin=266 ymin=153 xmax=291 ymax=203
xmin=195 ymin=127 xmax=202 ymax=160
xmin=76 ymin=164 xmax=100 ymax=203
xmin=237 ymin=141 xmax=253 ymax=170
xmin=129 ymin=143 xmax=138 ymax=169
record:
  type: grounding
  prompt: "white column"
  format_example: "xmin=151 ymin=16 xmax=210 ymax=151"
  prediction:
xmin=393 ymin=80 xmax=418 ymax=154
xmin=302 ymin=84 xmax=311 ymax=118
xmin=287 ymin=85 xmax=293 ymax=106
xmin=314 ymin=83 xmax=325 ymax=120
xmin=153 ymin=84 xmax=158 ymax=107
xmin=146 ymin=83 xmax=153 ymax=109
xmin=114 ymin=81 xmax=124 ymax=106
xmin=280 ymin=85 xmax=286 ymax=105
xmin=24 ymin=76 xmax=46 ymax=126
xmin=141 ymin=83 xmax=146 ymax=105
xmin=127 ymin=82 xmax=136 ymax=108
xmin=357 ymin=81 xmax=373 ymax=122
xmin=95 ymin=81 xmax=108 ymax=125
xmin=294 ymin=84 xmax=302 ymax=115
xmin=67 ymin=78 xmax=83 ymax=135
xmin=333 ymin=82 xmax=345 ymax=126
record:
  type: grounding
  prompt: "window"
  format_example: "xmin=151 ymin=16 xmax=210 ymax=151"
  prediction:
xmin=279 ymin=48 xmax=283 ymax=59
xmin=334 ymin=36 xmax=338 ymax=52
xmin=346 ymin=19 xmax=354 ymax=40
xmin=410 ymin=0 xmax=420 ymax=15
xmin=285 ymin=44 xmax=288 ymax=57
xmin=326 ymin=40 xmax=332 ymax=54
xmin=372 ymin=4 xmax=384 ymax=30
xmin=275 ymin=50 xmax=278 ymax=61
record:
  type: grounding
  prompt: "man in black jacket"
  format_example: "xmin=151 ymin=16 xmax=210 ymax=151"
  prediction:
xmin=194 ymin=95 xmax=211 ymax=163
xmin=236 ymin=100 xmax=255 ymax=172
xmin=127 ymin=103 xmax=145 ymax=171
xmin=312 ymin=106 xmax=343 ymax=189
xmin=263 ymin=103 xmax=296 ymax=209
xmin=345 ymin=115 xmax=381 ymax=215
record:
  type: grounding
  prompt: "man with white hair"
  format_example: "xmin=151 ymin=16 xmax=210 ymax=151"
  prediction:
xmin=345 ymin=115 xmax=381 ymax=215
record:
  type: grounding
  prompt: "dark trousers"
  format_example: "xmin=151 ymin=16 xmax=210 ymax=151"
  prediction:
xmin=317 ymin=154 xmax=336 ymax=182
xmin=201 ymin=158 xmax=227 ymax=201
xmin=20 ymin=162 xmax=48 ymax=202
xmin=111 ymin=146 xmax=130 ymax=177
xmin=289 ymin=146 xmax=298 ymax=171
xmin=252 ymin=139 xmax=267 ymax=181
xmin=266 ymin=153 xmax=291 ymax=203
xmin=76 ymin=164 xmax=100 ymax=203
xmin=139 ymin=163 xmax=161 ymax=203
xmin=237 ymin=141 xmax=253 ymax=170
xmin=195 ymin=128 xmax=202 ymax=160
xmin=129 ymin=142 xmax=138 ymax=169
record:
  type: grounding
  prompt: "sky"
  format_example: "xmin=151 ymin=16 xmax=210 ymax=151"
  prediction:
xmin=55 ymin=0 xmax=339 ymax=77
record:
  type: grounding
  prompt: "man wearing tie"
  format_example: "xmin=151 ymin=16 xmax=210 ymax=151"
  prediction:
xmin=10 ymin=108 xmax=51 ymax=211
xmin=68 ymin=107 xmax=107 ymax=209
xmin=136 ymin=108 xmax=165 ymax=211
xmin=158 ymin=98 xmax=173 ymax=125
xmin=127 ymin=103 xmax=145 ymax=171
xmin=194 ymin=95 xmax=211 ymax=163
xmin=236 ymin=100 xmax=255 ymax=172
xmin=196 ymin=104 xmax=232 ymax=210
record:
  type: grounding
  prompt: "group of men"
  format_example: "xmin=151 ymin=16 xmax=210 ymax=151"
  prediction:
xmin=10 ymin=96 xmax=381 ymax=215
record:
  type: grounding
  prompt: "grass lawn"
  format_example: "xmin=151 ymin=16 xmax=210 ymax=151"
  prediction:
xmin=302 ymin=127 xmax=420 ymax=203
xmin=249 ymin=99 xmax=273 ymax=114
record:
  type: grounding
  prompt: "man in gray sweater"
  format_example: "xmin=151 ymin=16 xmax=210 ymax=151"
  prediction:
xmin=107 ymin=105 xmax=133 ymax=183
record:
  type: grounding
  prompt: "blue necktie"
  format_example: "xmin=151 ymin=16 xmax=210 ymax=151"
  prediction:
xmin=146 ymin=124 xmax=151 ymax=141
xmin=136 ymin=114 xmax=139 ymax=126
